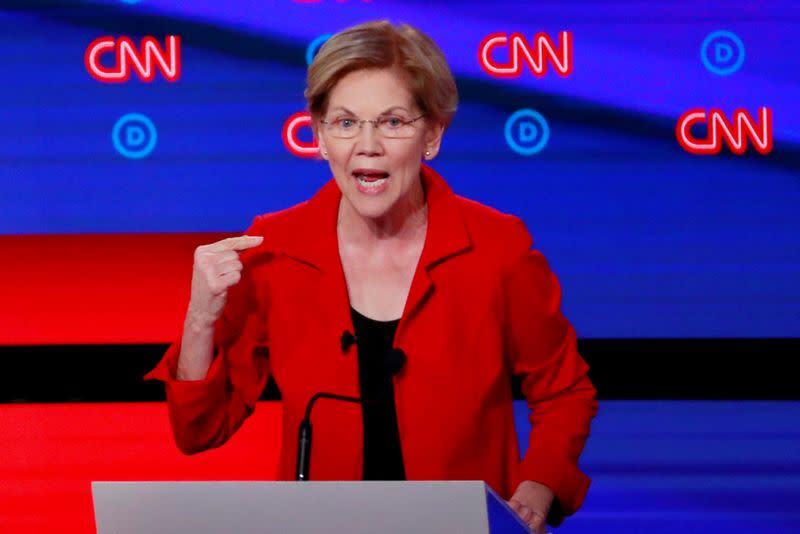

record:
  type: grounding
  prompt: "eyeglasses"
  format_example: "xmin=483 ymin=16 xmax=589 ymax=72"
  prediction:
xmin=320 ymin=114 xmax=425 ymax=139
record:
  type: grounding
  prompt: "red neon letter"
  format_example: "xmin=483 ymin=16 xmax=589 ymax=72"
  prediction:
xmin=677 ymin=108 xmax=716 ymax=154
xmin=282 ymin=112 xmax=319 ymax=158
xmin=85 ymin=36 xmax=122 ymax=82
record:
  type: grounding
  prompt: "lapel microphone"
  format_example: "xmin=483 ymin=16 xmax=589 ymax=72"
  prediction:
xmin=340 ymin=330 xmax=357 ymax=351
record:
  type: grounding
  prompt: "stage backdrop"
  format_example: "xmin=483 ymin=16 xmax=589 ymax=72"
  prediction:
xmin=1 ymin=0 xmax=798 ymax=343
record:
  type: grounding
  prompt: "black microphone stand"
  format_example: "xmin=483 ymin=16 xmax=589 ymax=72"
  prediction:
xmin=296 ymin=392 xmax=362 ymax=481
xmin=295 ymin=348 xmax=407 ymax=481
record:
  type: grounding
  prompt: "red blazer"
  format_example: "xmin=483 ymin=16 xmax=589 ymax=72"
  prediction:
xmin=147 ymin=165 xmax=597 ymax=520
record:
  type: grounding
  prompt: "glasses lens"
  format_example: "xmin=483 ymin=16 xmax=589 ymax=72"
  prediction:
xmin=378 ymin=116 xmax=415 ymax=138
xmin=325 ymin=118 xmax=358 ymax=139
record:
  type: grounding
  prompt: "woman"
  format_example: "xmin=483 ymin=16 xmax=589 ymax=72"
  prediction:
xmin=147 ymin=20 xmax=597 ymax=533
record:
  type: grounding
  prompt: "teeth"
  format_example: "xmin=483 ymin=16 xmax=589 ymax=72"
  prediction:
xmin=356 ymin=176 xmax=387 ymax=188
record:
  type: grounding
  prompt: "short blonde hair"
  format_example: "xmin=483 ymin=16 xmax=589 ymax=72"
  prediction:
xmin=305 ymin=20 xmax=458 ymax=128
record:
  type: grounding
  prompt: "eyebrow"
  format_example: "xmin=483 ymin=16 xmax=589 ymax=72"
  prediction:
xmin=329 ymin=105 xmax=412 ymax=115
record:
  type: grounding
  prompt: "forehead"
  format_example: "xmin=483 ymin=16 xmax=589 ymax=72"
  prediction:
xmin=327 ymin=68 xmax=415 ymax=113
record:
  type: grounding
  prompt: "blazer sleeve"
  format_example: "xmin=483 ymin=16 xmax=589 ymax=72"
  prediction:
xmin=144 ymin=218 xmax=272 ymax=455
xmin=502 ymin=218 xmax=598 ymax=524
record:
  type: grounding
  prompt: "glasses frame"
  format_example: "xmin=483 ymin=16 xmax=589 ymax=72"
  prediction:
xmin=319 ymin=113 xmax=426 ymax=139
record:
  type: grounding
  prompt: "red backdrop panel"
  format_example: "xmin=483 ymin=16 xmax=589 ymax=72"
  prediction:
xmin=0 ymin=402 xmax=282 ymax=534
xmin=0 ymin=233 xmax=235 ymax=345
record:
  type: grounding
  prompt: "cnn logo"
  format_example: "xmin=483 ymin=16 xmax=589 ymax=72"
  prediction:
xmin=677 ymin=108 xmax=773 ymax=156
xmin=85 ymin=35 xmax=181 ymax=83
xmin=478 ymin=31 xmax=572 ymax=78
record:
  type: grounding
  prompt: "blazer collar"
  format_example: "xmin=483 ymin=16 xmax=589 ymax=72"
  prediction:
xmin=275 ymin=164 xmax=472 ymax=272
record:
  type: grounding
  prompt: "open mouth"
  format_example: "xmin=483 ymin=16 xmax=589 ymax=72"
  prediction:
xmin=352 ymin=169 xmax=390 ymax=193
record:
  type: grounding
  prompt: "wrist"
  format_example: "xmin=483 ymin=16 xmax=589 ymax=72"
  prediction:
xmin=184 ymin=307 xmax=217 ymax=333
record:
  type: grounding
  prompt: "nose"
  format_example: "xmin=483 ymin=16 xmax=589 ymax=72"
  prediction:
xmin=354 ymin=121 xmax=383 ymax=156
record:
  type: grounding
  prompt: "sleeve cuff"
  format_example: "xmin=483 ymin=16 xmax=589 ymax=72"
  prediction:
xmin=143 ymin=342 xmax=227 ymax=426
xmin=515 ymin=454 xmax=591 ymax=523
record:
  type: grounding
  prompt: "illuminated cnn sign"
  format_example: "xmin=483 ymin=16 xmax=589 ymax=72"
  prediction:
xmin=85 ymin=35 xmax=181 ymax=83
xmin=478 ymin=31 xmax=572 ymax=78
xmin=282 ymin=112 xmax=319 ymax=158
xmin=677 ymin=107 xmax=773 ymax=155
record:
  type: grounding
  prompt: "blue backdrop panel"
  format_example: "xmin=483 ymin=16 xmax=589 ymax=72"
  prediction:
xmin=512 ymin=400 xmax=800 ymax=534
xmin=1 ymin=1 xmax=798 ymax=337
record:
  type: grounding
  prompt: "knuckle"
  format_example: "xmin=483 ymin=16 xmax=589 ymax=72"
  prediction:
xmin=196 ymin=250 xmax=217 ymax=266
xmin=211 ymin=281 xmax=227 ymax=296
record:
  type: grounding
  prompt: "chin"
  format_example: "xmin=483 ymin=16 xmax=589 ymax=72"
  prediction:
xmin=346 ymin=194 xmax=395 ymax=220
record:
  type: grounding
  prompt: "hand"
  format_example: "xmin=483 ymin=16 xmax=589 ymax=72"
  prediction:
xmin=507 ymin=480 xmax=554 ymax=534
xmin=186 ymin=235 xmax=263 ymax=328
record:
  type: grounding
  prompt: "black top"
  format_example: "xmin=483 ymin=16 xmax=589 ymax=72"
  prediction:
xmin=350 ymin=307 xmax=406 ymax=481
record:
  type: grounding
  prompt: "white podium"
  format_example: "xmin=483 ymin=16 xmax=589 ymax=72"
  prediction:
xmin=92 ymin=480 xmax=531 ymax=534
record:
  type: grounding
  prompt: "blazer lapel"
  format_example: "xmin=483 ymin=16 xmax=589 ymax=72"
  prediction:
xmin=278 ymin=180 xmax=356 ymax=373
xmin=399 ymin=165 xmax=472 ymax=335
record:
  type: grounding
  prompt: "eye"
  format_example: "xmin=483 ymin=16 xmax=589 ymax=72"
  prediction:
xmin=382 ymin=116 xmax=406 ymax=128
xmin=336 ymin=117 xmax=357 ymax=129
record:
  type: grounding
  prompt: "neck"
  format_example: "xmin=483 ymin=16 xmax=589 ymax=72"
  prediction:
xmin=338 ymin=178 xmax=427 ymax=245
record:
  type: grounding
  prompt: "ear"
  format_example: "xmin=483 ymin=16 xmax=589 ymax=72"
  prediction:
xmin=423 ymin=121 xmax=445 ymax=160
xmin=314 ymin=124 xmax=329 ymax=160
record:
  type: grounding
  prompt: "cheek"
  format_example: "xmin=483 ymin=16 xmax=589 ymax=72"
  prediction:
xmin=390 ymin=154 xmax=424 ymax=189
xmin=326 ymin=146 xmax=351 ymax=168
xmin=391 ymin=140 xmax=425 ymax=165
